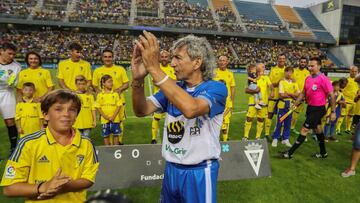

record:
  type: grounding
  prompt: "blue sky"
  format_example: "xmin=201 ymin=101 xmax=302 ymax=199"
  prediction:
xmin=242 ymin=0 xmax=329 ymax=7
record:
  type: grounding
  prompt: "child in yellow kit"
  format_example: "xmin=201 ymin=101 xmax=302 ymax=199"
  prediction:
xmin=15 ymin=82 xmax=44 ymax=138
xmin=95 ymin=74 xmax=123 ymax=145
xmin=73 ymin=75 xmax=96 ymax=137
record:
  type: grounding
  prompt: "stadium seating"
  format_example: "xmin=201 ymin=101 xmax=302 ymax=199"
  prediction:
xmin=313 ymin=31 xmax=336 ymax=43
xmin=292 ymin=31 xmax=314 ymax=39
xmin=33 ymin=0 xmax=68 ymax=21
xmin=0 ymin=0 xmax=36 ymax=19
xmin=294 ymin=7 xmax=326 ymax=30
xmin=274 ymin=5 xmax=302 ymax=24
xmin=234 ymin=1 xmax=282 ymax=25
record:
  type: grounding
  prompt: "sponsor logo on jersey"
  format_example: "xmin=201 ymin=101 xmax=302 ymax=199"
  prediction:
xmin=167 ymin=121 xmax=184 ymax=144
xmin=165 ymin=144 xmax=187 ymax=155
xmin=312 ymin=84 xmax=317 ymax=91
xmin=244 ymin=142 xmax=264 ymax=176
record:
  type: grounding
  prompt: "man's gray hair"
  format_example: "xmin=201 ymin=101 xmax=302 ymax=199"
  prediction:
xmin=171 ymin=35 xmax=216 ymax=81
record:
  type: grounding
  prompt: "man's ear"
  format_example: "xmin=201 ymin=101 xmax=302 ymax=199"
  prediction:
xmin=193 ymin=58 xmax=203 ymax=71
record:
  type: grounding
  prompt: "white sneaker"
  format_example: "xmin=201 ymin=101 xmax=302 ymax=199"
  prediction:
xmin=255 ymin=104 xmax=262 ymax=110
xmin=281 ymin=139 xmax=292 ymax=147
xmin=272 ymin=139 xmax=278 ymax=147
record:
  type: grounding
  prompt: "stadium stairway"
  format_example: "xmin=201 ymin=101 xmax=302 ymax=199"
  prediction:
xmin=64 ymin=0 xmax=77 ymax=22
xmin=207 ymin=0 xmax=222 ymax=31
xmin=28 ymin=0 xmax=44 ymax=20
xmin=294 ymin=7 xmax=326 ymax=31
xmin=228 ymin=0 xmax=247 ymax=32
xmin=129 ymin=0 xmax=137 ymax=25
xmin=271 ymin=4 xmax=293 ymax=37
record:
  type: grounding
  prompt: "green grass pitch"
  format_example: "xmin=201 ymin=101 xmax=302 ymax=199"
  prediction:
xmin=0 ymin=70 xmax=359 ymax=202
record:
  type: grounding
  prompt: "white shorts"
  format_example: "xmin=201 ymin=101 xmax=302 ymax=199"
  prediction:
xmin=0 ymin=89 xmax=16 ymax=119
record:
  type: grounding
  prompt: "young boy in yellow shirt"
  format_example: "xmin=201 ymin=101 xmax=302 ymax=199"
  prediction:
xmin=95 ymin=74 xmax=122 ymax=145
xmin=15 ymin=82 xmax=44 ymax=138
xmin=73 ymin=75 xmax=96 ymax=137
xmin=1 ymin=89 xmax=99 ymax=202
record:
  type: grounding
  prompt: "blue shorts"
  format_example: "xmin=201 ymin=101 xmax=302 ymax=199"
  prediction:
xmin=101 ymin=122 xmax=121 ymax=137
xmin=160 ymin=159 xmax=219 ymax=203
xmin=353 ymin=123 xmax=360 ymax=150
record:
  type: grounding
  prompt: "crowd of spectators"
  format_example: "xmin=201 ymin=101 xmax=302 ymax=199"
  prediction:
xmin=164 ymin=0 xmax=217 ymax=30
xmin=215 ymin=6 xmax=236 ymax=23
xmin=1 ymin=29 xmax=334 ymax=68
xmin=33 ymin=9 xmax=66 ymax=21
xmin=135 ymin=17 xmax=164 ymax=27
xmin=68 ymin=0 xmax=130 ymax=24
xmin=137 ymin=0 xmax=159 ymax=10
xmin=0 ymin=0 xmax=35 ymax=19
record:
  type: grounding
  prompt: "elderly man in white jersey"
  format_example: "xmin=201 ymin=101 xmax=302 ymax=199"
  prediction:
xmin=0 ymin=43 xmax=21 ymax=155
xmin=132 ymin=31 xmax=227 ymax=203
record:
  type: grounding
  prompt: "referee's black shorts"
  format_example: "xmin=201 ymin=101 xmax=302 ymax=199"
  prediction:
xmin=303 ymin=105 xmax=326 ymax=129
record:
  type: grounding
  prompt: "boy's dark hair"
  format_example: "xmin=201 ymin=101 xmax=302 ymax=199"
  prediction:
xmin=285 ymin=67 xmax=294 ymax=72
xmin=25 ymin=51 xmax=42 ymax=67
xmin=41 ymin=89 xmax=81 ymax=115
xmin=310 ymin=57 xmax=322 ymax=66
xmin=247 ymin=64 xmax=256 ymax=72
xmin=75 ymin=75 xmax=87 ymax=84
xmin=339 ymin=77 xmax=348 ymax=89
xmin=23 ymin=82 xmax=35 ymax=89
xmin=69 ymin=43 xmax=82 ymax=51
xmin=102 ymin=49 xmax=113 ymax=56
xmin=100 ymin=74 xmax=112 ymax=89
xmin=1 ymin=42 xmax=17 ymax=52
xmin=332 ymin=80 xmax=340 ymax=86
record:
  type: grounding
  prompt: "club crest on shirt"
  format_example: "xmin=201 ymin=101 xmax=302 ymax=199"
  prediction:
xmin=167 ymin=121 xmax=185 ymax=144
xmin=5 ymin=165 xmax=15 ymax=179
xmin=312 ymin=84 xmax=317 ymax=91
xmin=7 ymin=69 xmax=13 ymax=76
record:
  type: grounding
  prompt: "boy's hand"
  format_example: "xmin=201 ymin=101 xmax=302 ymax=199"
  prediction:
xmin=37 ymin=168 xmax=71 ymax=199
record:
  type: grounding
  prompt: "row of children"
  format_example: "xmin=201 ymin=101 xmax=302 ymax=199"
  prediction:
xmin=16 ymin=74 xmax=122 ymax=145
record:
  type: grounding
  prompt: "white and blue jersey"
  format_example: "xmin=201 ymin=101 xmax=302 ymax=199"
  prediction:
xmin=148 ymin=80 xmax=227 ymax=165
xmin=148 ymin=80 xmax=227 ymax=203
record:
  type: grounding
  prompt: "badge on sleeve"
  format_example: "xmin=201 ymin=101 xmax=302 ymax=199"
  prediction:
xmin=5 ymin=165 xmax=15 ymax=179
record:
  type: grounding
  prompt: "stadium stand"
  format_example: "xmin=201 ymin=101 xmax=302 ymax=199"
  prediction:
xmin=0 ymin=0 xmax=36 ymax=19
xmin=68 ymin=0 xmax=131 ymax=24
xmin=234 ymin=1 xmax=282 ymax=25
xmin=313 ymin=31 xmax=336 ymax=43
xmin=33 ymin=0 xmax=68 ymax=22
xmin=292 ymin=30 xmax=314 ymax=39
xmin=294 ymin=7 xmax=326 ymax=30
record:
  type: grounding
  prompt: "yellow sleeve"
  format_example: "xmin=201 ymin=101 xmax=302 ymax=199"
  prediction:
xmin=90 ymin=95 xmax=96 ymax=110
xmin=15 ymin=103 xmax=22 ymax=121
xmin=230 ymin=72 xmax=235 ymax=87
xmin=1 ymin=143 xmax=31 ymax=186
xmin=279 ymin=80 xmax=284 ymax=94
xmin=45 ymin=70 xmax=54 ymax=88
xmin=85 ymin=62 xmax=92 ymax=80
xmin=120 ymin=67 xmax=129 ymax=83
xmin=92 ymin=69 xmax=99 ymax=87
xmin=57 ymin=61 xmax=64 ymax=79
xmin=37 ymin=103 xmax=44 ymax=119
xmin=116 ymin=94 xmax=122 ymax=106
xmin=16 ymin=71 xmax=24 ymax=89
xmin=80 ymin=139 xmax=99 ymax=183
xmin=294 ymin=83 xmax=300 ymax=93
xmin=94 ymin=94 xmax=101 ymax=108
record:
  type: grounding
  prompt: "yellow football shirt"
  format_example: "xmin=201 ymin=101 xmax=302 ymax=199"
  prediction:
xmin=15 ymin=100 xmax=43 ymax=138
xmin=248 ymin=75 xmax=272 ymax=105
xmin=153 ymin=64 xmax=176 ymax=93
xmin=269 ymin=66 xmax=285 ymax=99
xmin=57 ymin=59 xmax=92 ymax=91
xmin=292 ymin=67 xmax=310 ymax=91
xmin=73 ymin=93 xmax=95 ymax=129
xmin=213 ymin=68 xmax=235 ymax=108
xmin=1 ymin=128 xmax=99 ymax=203
xmin=278 ymin=79 xmax=300 ymax=108
xmin=343 ymin=77 xmax=359 ymax=104
xmin=95 ymin=91 xmax=122 ymax=124
xmin=92 ymin=65 xmax=129 ymax=102
xmin=17 ymin=67 xmax=54 ymax=98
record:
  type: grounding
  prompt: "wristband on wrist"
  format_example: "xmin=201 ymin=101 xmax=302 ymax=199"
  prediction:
xmin=37 ymin=182 xmax=45 ymax=195
xmin=131 ymin=80 xmax=144 ymax=88
xmin=154 ymin=75 xmax=169 ymax=86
